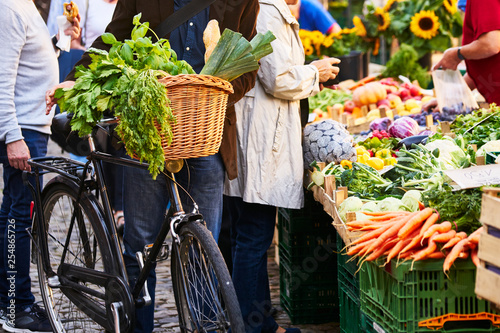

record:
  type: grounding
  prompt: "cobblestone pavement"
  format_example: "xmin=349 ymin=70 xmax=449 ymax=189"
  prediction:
xmin=0 ymin=139 xmax=340 ymax=333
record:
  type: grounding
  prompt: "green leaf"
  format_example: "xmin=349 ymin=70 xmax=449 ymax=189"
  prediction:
xmin=101 ymin=33 xmax=118 ymax=45
xmin=132 ymin=13 xmax=142 ymax=26
xmin=96 ymin=96 xmax=111 ymax=112
xmin=120 ymin=44 xmax=134 ymax=64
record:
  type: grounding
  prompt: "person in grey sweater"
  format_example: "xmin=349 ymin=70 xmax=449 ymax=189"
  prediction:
xmin=0 ymin=0 xmax=80 ymax=331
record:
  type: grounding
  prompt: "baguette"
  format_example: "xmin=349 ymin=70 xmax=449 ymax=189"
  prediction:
xmin=203 ymin=20 xmax=221 ymax=63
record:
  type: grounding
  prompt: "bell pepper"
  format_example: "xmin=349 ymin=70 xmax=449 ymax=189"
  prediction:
xmin=357 ymin=152 xmax=370 ymax=164
xmin=340 ymin=160 xmax=353 ymax=169
xmin=356 ymin=146 xmax=368 ymax=156
xmin=366 ymin=157 xmax=384 ymax=170
xmin=375 ymin=149 xmax=397 ymax=166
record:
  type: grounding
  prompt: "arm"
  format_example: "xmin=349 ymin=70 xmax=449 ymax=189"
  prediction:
xmin=257 ymin=6 xmax=338 ymax=100
xmin=433 ymin=30 xmax=500 ymax=70
xmin=226 ymin=0 xmax=259 ymax=107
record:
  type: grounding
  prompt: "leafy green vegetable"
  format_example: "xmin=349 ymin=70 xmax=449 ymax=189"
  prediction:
xmin=340 ymin=162 xmax=393 ymax=199
xmin=308 ymin=88 xmax=352 ymax=113
xmin=380 ymin=44 xmax=430 ymax=88
xmin=423 ymin=187 xmax=484 ymax=234
xmin=56 ymin=14 xmax=195 ymax=178
xmin=450 ymin=105 xmax=500 ymax=149
xmin=200 ymin=29 xmax=275 ymax=81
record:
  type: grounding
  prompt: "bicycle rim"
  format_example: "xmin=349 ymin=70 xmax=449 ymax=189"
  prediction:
xmin=37 ymin=179 xmax=114 ymax=332
xmin=171 ymin=221 xmax=244 ymax=333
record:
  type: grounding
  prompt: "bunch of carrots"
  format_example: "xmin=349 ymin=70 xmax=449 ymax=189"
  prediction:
xmin=345 ymin=207 xmax=483 ymax=274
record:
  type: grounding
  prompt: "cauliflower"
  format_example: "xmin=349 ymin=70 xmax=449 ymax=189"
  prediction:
xmin=303 ymin=119 xmax=356 ymax=166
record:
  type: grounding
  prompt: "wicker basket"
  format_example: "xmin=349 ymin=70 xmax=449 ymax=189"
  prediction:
xmin=156 ymin=74 xmax=234 ymax=160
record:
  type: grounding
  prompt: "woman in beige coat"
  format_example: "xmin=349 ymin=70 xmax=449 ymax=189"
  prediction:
xmin=223 ymin=0 xmax=339 ymax=331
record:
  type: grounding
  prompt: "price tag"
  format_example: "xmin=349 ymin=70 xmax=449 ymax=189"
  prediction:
xmin=444 ymin=164 xmax=500 ymax=190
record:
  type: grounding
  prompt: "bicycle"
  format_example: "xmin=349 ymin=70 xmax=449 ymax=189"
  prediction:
xmin=24 ymin=115 xmax=244 ymax=333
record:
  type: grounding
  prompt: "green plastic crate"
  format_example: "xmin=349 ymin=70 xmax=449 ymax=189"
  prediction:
xmin=281 ymin=292 xmax=339 ymax=325
xmin=339 ymin=279 xmax=362 ymax=333
xmin=279 ymin=229 xmax=337 ymax=264
xmin=359 ymin=258 xmax=500 ymax=333
xmin=279 ymin=258 xmax=337 ymax=301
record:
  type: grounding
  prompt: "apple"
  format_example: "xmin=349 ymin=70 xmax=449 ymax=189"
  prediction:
xmin=377 ymin=99 xmax=391 ymax=107
xmin=409 ymin=85 xmax=421 ymax=97
xmin=387 ymin=94 xmax=402 ymax=108
xmin=385 ymin=85 xmax=398 ymax=94
xmin=343 ymin=100 xmax=356 ymax=113
xmin=398 ymin=88 xmax=410 ymax=99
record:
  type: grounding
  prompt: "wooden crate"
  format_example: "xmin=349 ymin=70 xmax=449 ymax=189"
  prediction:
xmin=476 ymin=188 xmax=500 ymax=307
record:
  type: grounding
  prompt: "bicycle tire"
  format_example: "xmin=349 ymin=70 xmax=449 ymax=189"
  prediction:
xmin=171 ymin=221 xmax=244 ymax=333
xmin=37 ymin=177 xmax=120 ymax=332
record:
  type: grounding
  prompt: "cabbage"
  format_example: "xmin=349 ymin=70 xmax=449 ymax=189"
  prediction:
xmin=361 ymin=201 xmax=379 ymax=213
xmin=369 ymin=117 xmax=393 ymax=132
xmin=378 ymin=197 xmax=409 ymax=212
xmin=401 ymin=190 xmax=422 ymax=212
xmin=476 ymin=140 xmax=500 ymax=157
xmin=388 ymin=117 xmax=420 ymax=139
xmin=418 ymin=129 xmax=434 ymax=136
xmin=338 ymin=196 xmax=364 ymax=221
xmin=355 ymin=212 xmax=371 ymax=221
xmin=402 ymin=190 xmax=422 ymax=202
xmin=425 ymin=138 xmax=469 ymax=169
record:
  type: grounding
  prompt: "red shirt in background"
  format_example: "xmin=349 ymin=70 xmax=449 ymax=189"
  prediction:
xmin=462 ymin=0 xmax=500 ymax=104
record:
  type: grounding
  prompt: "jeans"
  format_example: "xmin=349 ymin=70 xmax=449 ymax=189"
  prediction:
xmin=0 ymin=130 xmax=48 ymax=310
xmin=224 ymin=196 xmax=278 ymax=333
xmin=122 ymin=153 xmax=224 ymax=333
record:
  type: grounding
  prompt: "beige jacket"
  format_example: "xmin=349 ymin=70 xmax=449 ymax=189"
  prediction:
xmin=224 ymin=0 xmax=321 ymax=209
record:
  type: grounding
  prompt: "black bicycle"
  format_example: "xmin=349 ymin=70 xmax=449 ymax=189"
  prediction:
xmin=24 ymin=116 xmax=243 ymax=333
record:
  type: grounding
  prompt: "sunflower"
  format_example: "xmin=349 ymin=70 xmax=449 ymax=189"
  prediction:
xmin=352 ymin=16 xmax=367 ymax=37
xmin=322 ymin=34 xmax=335 ymax=48
xmin=443 ymin=0 xmax=457 ymax=14
xmin=374 ymin=7 xmax=391 ymax=31
xmin=383 ymin=0 xmax=396 ymax=11
xmin=410 ymin=10 xmax=440 ymax=39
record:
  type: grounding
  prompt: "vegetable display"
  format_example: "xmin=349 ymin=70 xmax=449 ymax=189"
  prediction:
xmin=344 ymin=209 xmax=482 ymax=274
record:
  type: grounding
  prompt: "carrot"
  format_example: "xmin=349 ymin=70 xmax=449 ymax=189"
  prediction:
xmin=364 ymin=212 xmax=412 ymax=221
xmin=348 ymin=217 xmax=402 ymax=246
xmin=471 ymin=248 xmax=480 ymax=267
xmin=365 ymin=212 xmax=417 ymax=254
xmin=458 ymin=251 xmax=469 ymax=259
xmin=422 ymin=221 xmax=452 ymax=243
xmin=412 ymin=236 xmax=437 ymax=262
xmin=442 ymin=232 xmax=467 ymax=250
xmin=400 ymin=212 xmax=439 ymax=255
xmin=418 ymin=212 xmax=439 ymax=237
xmin=385 ymin=238 xmax=412 ymax=265
xmin=346 ymin=238 xmax=376 ymax=256
xmin=427 ymin=251 xmax=445 ymax=259
xmin=397 ymin=208 xmax=434 ymax=239
xmin=365 ymin=237 xmax=399 ymax=261
xmin=348 ymin=75 xmax=377 ymax=90
xmin=467 ymin=226 xmax=483 ymax=245
xmin=443 ymin=238 xmax=470 ymax=273
xmin=418 ymin=201 xmax=426 ymax=210
xmin=431 ymin=229 xmax=456 ymax=243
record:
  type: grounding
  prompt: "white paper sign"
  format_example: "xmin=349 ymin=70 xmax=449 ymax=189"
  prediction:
xmin=444 ymin=164 xmax=500 ymax=190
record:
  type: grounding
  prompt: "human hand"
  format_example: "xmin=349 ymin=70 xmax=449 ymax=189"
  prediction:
xmin=46 ymin=81 xmax=75 ymax=114
xmin=310 ymin=57 xmax=341 ymax=83
xmin=64 ymin=13 xmax=82 ymax=41
xmin=7 ymin=140 xmax=31 ymax=171
xmin=422 ymin=98 xmax=438 ymax=112
xmin=433 ymin=47 xmax=461 ymax=71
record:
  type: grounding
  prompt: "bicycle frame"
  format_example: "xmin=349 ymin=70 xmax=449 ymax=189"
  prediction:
xmin=25 ymin=127 xmax=203 ymax=331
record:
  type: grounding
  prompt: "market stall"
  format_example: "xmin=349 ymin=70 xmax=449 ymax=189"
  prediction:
xmin=277 ymin=1 xmax=500 ymax=331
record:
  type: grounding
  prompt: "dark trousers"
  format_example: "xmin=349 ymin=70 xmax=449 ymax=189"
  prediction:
xmin=0 ymin=130 xmax=48 ymax=310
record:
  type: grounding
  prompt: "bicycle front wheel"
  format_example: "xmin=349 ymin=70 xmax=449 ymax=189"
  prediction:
xmin=171 ymin=221 xmax=244 ymax=333
xmin=37 ymin=177 xmax=118 ymax=332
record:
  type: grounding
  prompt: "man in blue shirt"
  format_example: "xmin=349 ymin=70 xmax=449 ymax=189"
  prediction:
xmin=289 ymin=0 xmax=341 ymax=34
xmin=458 ymin=0 xmax=467 ymax=12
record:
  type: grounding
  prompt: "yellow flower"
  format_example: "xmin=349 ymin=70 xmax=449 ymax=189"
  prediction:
xmin=410 ymin=10 xmax=440 ymax=40
xmin=383 ymin=0 xmax=397 ymax=11
xmin=352 ymin=16 xmax=367 ymax=37
xmin=322 ymin=34 xmax=335 ymax=48
xmin=443 ymin=0 xmax=457 ymax=14
xmin=374 ymin=7 xmax=391 ymax=31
